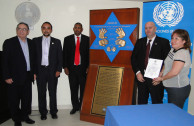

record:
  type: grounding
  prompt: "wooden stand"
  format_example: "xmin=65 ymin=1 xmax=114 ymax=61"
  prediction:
xmin=80 ymin=8 xmax=140 ymax=125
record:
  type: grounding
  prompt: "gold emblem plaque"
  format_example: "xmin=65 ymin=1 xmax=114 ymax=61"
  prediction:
xmin=91 ymin=66 xmax=124 ymax=116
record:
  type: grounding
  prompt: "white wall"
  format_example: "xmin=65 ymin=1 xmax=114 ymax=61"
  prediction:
xmin=0 ymin=0 xmax=193 ymax=115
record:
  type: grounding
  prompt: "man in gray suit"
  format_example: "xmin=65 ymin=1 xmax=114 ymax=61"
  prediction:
xmin=33 ymin=22 xmax=62 ymax=120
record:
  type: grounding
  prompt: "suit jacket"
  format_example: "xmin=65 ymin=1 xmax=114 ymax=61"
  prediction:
xmin=33 ymin=36 xmax=62 ymax=75
xmin=63 ymin=34 xmax=89 ymax=72
xmin=2 ymin=36 xmax=35 ymax=85
xmin=131 ymin=36 xmax=171 ymax=75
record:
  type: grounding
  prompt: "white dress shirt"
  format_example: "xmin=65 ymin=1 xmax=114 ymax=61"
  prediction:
xmin=41 ymin=36 xmax=50 ymax=66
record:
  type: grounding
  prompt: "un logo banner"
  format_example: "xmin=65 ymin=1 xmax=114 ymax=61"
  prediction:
xmin=143 ymin=0 xmax=194 ymax=111
xmin=153 ymin=2 xmax=184 ymax=27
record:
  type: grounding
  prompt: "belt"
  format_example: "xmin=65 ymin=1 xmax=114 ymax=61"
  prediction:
xmin=41 ymin=65 xmax=49 ymax=68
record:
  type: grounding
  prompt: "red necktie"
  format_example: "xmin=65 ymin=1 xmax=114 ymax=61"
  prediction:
xmin=74 ymin=37 xmax=80 ymax=66
xmin=145 ymin=39 xmax=151 ymax=68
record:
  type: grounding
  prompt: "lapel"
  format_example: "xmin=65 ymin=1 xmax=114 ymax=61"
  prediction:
xmin=150 ymin=36 xmax=159 ymax=55
xmin=72 ymin=35 xmax=76 ymax=52
xmin=27 ymin=39 xmax=31 ymax=60
xmin=49 ymin=37 xmax=55 ymax=57
xmin=79 ymin=34 xmax=84 ymax=52
xmin=15 ymin=37 xmax=26 ymax=61
xmin=79 ymin=35 xmax=82 ymax=52
xmin=38 ymin=37 xmax=43 ymax=61
xmin=143 ymin=38 xmax=147 ymax=53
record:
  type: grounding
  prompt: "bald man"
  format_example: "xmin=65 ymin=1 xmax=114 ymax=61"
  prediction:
xmin=131 ymin=22 xmax=171 ymax=104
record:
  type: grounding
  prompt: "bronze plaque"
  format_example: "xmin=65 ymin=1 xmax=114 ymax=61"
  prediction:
xmin=91 ymin=66 xmax=124 ymax=116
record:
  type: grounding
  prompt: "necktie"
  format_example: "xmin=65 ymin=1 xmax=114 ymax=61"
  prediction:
xmin=145 ymin=39 xmax=151 ymax=68
xmin=74 ymin=37 xmax=80 ymax=66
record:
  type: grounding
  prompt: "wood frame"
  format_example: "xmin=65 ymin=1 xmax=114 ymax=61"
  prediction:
xmin=80 ymin=8 xmax=140 ymax=125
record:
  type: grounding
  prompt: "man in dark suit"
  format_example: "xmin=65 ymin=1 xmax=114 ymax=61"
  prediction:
xmin=63 ymin=22 xmax=89 ymax=114
xmin=131 ymin=22 xmax=171 ymax=104
xmin=33 ymin=22 xmax=62 ymax=120
xmin=2 ymin=22 xmax=35 ymax=126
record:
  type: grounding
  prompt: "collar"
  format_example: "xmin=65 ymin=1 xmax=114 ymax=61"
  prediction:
xmin=74 ymin=34 xmax=81 ymax=38
xmin=173 ymin=47 xmax=185 ymax=53
xmin=147 ymin=35 xmax=156 ymax=42
xmin=43 ymin=36 xmax=51 ymax=40
xmin=18 ymin=36 xmax=27 ymax=43
xmin=147 ymin=35 xmax=156 ymax=45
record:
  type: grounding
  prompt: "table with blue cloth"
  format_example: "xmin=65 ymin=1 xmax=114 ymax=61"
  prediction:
xmin=104 ymin=103 xmax=194 ymax=126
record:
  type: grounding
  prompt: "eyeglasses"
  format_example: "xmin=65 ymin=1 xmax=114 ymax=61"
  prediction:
xmin=17 ymin=28 xmax=29 ymax=31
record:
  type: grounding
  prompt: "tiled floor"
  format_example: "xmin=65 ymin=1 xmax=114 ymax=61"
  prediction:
xmin=1 ymin=109 xmax=103 ymax=126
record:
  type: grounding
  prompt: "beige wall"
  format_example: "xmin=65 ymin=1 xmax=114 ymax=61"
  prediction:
xmin=0 ymin=0 xmax=193 ymax=115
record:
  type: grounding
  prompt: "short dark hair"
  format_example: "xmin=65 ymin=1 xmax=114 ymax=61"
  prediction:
xmin=16 ymin=22 xmax=29 ymax=30
xmin=172 ymin=29 xmax=191 ymax=53
xmin=74 ymin=22 xmax=82 ymax=28
xmin=41 ymin=22 xmax=53 ymax=30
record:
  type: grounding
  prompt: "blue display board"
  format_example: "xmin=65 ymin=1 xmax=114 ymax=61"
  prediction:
xmin=90 ymin=12 xmax=137 ymax=62
xmin=143 ymin=0 xmax=194 ymax=111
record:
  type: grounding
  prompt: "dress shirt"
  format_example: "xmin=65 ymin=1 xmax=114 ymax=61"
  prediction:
xmin=74 ymin=35 xmax=81 ymax=65
xmin=18 ymin=37 xmax=30 ymax=71
xmin=41 ymin=36 xmax=50 ymax=66
xmin=136 ymin=35 xmax=156 ymax=75
xmin=146 ymin=35 xmax=156 ymax=51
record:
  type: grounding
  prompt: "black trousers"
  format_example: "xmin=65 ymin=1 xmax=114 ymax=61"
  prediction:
xmin=7 ymin=72 xmax=32 ymax=123
xmin=37 ymin=66 xmax=58 ymax=115
xmin=27 ymin=84 xmax=32 ymax=115
xmin=68 ymin=66 xmax=87 ymax=110
xmin=137 ymin=77 xmax=164 ymax=104
xmin=166 ymin=84 xmax=191 ymax=109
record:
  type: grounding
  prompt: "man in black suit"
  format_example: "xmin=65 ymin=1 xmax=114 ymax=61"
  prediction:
xmin=33 ymin=22 xmax=62 ymax=120
xmin=131 ymin=22 xmax=171 ymax=104
xmin=63 ymin=22 xmax=89 ymax=114
xmin=2 ymin=22 xmax=35 ymax=126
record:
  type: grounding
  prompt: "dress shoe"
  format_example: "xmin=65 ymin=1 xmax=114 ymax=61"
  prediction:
xmin=25 ymin=118 xmax=35 ymax=124
xmin=70 ymin=108 xmax=79 ymax=114
xmin=14 ymin=122 xmax=22 ymax=126
xmin=51 ymin=114 xmax=58 ymax=119
xmin=41 ymin=115 xmax=47 ymax=120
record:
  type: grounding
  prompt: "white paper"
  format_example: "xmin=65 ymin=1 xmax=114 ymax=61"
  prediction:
xmin=144 ymin=58 xmax=163 ymax=79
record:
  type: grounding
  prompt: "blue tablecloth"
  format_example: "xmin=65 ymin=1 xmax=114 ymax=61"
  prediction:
xmin=104 ymin=104 xmax=194 ymax=126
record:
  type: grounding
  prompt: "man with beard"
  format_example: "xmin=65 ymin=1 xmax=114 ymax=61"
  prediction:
xmin=33 ymin=22 xmax=62 ymax=120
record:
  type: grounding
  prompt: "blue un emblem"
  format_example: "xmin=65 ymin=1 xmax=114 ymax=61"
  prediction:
xmin=153 ymin=1 xmax=184 ymax=27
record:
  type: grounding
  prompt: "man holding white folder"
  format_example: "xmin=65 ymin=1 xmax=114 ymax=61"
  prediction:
xmin=131 ymin=22 xmax=170 ymax=104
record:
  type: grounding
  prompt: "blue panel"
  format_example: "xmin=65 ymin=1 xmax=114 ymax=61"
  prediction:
xmin=143 ymin=0 xmax=194 ymax=111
